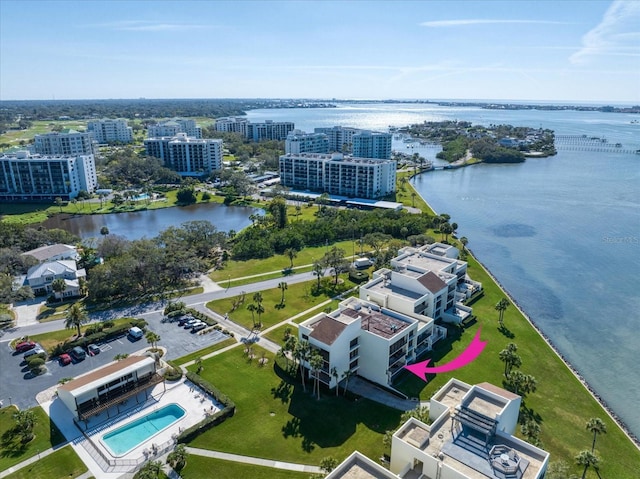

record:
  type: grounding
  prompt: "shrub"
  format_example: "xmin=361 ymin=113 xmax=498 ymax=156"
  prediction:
xmin=103 ymin=319 xmax=115 ymax=328
xmin=164 ymin=302 xmax=186 ymax=315
xmin=27 ymin=357 xmax=45 ymax=374
xmin=164 ymin=360 xmax=183 ymax=381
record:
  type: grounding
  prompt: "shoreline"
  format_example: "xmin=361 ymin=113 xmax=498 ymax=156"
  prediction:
xmin=413 ymin=183 xmax=640 ymax=450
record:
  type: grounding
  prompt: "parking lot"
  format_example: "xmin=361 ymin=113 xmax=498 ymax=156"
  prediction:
xmin=0 ymin=310 xmax=232 ymax=411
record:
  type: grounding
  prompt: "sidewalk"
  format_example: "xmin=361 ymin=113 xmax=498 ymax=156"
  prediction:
xmin=185 ymin=447 xmax=323 ymax=474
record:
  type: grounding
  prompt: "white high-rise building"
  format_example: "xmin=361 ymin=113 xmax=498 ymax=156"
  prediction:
xmin=352 ymin=130 xmax=392 ymax=160
xmin=145 ymin=133 xmax=222 ymax=176
xmin=285 ymin=130 xmax=329 ymax=154
xmin=0 ymin=151 xmax=97 ymax=200
xmin=246 ymin=120 xmax=295 ymax=141
xmin=147 ymin=118 xmax=202 ymax=139
xmin=314 ymin=126 xmax=359 ymax=153
xmin=214 ymin=117 xmax=248 ymax=136
xmin=33 ymin=130 xmax=95 ymax=156
xmin=87 ymin=118 xmax=133 ymax=144
xmin=279 ymin=152 xmax=396 ymax=199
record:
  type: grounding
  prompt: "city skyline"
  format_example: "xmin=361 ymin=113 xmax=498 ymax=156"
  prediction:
xmin=1 ymin=0 xmax=638 ymax=103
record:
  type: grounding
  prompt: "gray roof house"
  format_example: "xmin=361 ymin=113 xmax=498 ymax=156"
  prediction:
xmin=26 ymin=260 xmax=86 ymax=298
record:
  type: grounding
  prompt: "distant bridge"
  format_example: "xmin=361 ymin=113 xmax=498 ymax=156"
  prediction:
xmin=554 ymin=135 xmax=639 ymax=155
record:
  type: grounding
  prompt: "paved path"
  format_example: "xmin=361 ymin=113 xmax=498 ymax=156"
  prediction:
xmin=0 ymin=445 xmax=62 ymax=479
xmin=185 ymin=447 xmax=323 ymax=474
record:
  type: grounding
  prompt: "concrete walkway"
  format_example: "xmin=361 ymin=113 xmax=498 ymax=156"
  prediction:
xmin=0 ymin=445 xmax=63 ymax=479
xmin=346 ymin=376 xmax=420 ymax=412
xmin=185 ymin=447 xmax=323 ymax=474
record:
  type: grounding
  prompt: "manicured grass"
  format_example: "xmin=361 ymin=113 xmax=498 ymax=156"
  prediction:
xmin=262 ymin=324 xmax=298 ymax=348
xmin=2 ymin=445 xmax=87 ymax=479
xmin=206 ymin=281 xmax=334 ymax=331
xmin=225 ymin=268 xmax=312 ymax=288
xmin=0 ymin=406 xmax=66 ymax=472
xmin=187 ymin=347 xmax=402 ymax=465
xmin=173 ymin=337 xmax=237 ymax=366
xmin=292 ymin=299 xmax=340 ymax=324
xmin=180 ymin=455 xmax=311 ymax=479
xmin=210 ymin=240 xmax=361 ymax=282
xmin=393 ymin=252 xmax=640 ymax=478
xmin=0 ymin=120 xmax=88 ymax=146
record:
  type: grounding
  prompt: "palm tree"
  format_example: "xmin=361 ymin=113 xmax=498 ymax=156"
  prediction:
xmin=575 ymin=450 xmax=599 ymax=479
xmin=440 ymin=222 xmax=453 ymax=242
xmin=284 ymin=248 xmax=297 ymax=269
xmin=294 ymin=341 xmax=310 ymax=392
xmin=586 ymin=417 xmax=607 ymax=452
xmin=495 ymin=298 xmax=510 ymax=328
xmin=255 ymin=302 xmax=265 ymax=329
xmin=341 ymin=369 xmax=354 ymax=396
xmin=145 ymin=331 xmax=160 ymax=349
xmin=51 ymin=278 xmax=67 ymax=301
xmin=411 ymin=191 xmax=417 ymax=208
xmin=100 ymin=226 xmax=110 ymax=236
xmin=310 ymin=352 xmax=324 ymax=400
xmin=520 ymin=419 xmax=541 ymax=444
xmin=312 ymin=261 xmax=324 ymax=290
xmin=55 ymin=196 xmax=63 ymax=212
xmin=65 ymin=302 xmax=89 ymax=337
xmin=13 ymin=409 xmax=37 ymax=443
xmin=78 ymin=277 xmax=88 ymax=297
xmin=278 ymin=281 xmax=288 ymax=305
xmin=499 ymin=343 xmax=522 ymax=377
xmin=167 ymin=443 xmax=187 ymax=471
xmin=460 ymin=236 xmax=468 ymax=252
xmin=247 ymin=303 xmax=257 ymax=328
xmin=331 ymin=366 xmax=339 ymax=396
xmin=137 ymin=460 xmax=163 ymax=479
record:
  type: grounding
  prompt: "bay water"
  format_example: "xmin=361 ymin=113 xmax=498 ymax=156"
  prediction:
xmin=248 ymin=104 xmax=640 ymax=437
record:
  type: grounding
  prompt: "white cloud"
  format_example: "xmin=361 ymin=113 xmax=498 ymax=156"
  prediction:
xmin=88 ymin=20 xmax=211 ymax=32
xmin=420 ymin=19 xmax=570 ymax=28
xmin=570 ymin=0 xmax=640 ymax=63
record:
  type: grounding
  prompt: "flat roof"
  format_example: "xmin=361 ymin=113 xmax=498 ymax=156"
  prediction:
xmin=59 ymin=355 xmax=154 ymax=397
xmin=342 ymin=307 xmax=411 ymax=339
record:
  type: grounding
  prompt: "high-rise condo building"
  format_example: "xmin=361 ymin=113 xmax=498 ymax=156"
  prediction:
xmin=147 ymin=118 xmax=202 ymax=139
xmin=33 ymin=130 xmax=95 ymax=156
xmin=145 ymin=133 xmax=222 ymax=176
xmin=285 ymin=130 xmax=330 ymax=154
xmin=87 ymin=118 xmax=134 ymax=144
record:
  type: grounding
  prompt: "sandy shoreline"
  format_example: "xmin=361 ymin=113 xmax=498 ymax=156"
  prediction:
xmin=414 ymin=183 xmax=640 ymax=450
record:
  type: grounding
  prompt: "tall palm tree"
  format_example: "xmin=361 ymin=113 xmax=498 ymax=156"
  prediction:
xmin=341 ymin=369 xmax=354 ymax=396
xmin=51 ymin=278 xmax=67 ymax=301
xmin=78 ymin=277 xmax=88 ymax=297
xmin=331 ymin=366 xmax=339 ymax=396
xmin=13 ymin=410 xmax=37 ymax=443
xmin=586 ymin=417 xmax=607 ymax=452
xmin=312 ymin=261 xmax=324 ymax=290
xmin=499 ymin=343 xmax=521 ymax=377
xmin=310 ymin=352 xmax=324 ymax=400
xmin=65 ymin=303 xmax=89 ymax=337
xmin=145 ymin=331 xmax=160 ymax=349
xmin=284 ymin=248 xmax=297 ymax=269
xmin=294 ymin=341 xmax=310 ymax=392
xmin=575 ymin=450 xmax=599 ymax=479
xmin=495 ymin=298 xmax=510 ymax=328
xmin=278 ymin=281 xmax=288 ymax=305
xmin=247 ymin=303 xmax=257 ymax=327
xmin=460 ymin=237 xmax=468 ymax=253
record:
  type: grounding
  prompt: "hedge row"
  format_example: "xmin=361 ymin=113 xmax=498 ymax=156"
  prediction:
xmin=176 ymin=372 xmax=235 ymax=444
xmin=185 ymin=308 xmax=217 ymax=326
xmin=164 ymin=360 xmax=183 ymax=381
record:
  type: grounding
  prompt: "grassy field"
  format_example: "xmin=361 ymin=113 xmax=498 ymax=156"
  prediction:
xmin=262 ymin=324 xmax=298 ymax=348
xmin=173 ymin=337 xmax=237 ymax=366
xmin=187 ymin=347 xmax=402 ymax=465
xmin=206 ymin=281 xmax=337 ymax=331
xmin=179 ymin=455 xmax=311 ymax=479
xmin=0 ymin=121 xmax=88 ymax=147
xmin=2 ymin=445 xmax=87 ymax=479
xmin=210 ymin=240 xmax=361 ymax=282
xmin=0 ymin=406 xmax=66 ymax=472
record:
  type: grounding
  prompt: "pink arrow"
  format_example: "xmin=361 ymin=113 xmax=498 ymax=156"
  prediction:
xmin=404 ymin=328 xmax=487 ymax=381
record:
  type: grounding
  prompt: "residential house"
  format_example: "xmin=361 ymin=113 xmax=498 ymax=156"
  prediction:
xmin=26 ymin=260 xmax=86 ymax=298
xmin=21 ymin=244 xmax=79 ymax=263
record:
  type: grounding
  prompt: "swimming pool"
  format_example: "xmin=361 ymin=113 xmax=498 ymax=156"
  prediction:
xmin=101 ymin=403 xmax=185 ymax=457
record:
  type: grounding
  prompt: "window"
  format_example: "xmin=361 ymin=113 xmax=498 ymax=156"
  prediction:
xmin=349 ymin=359 xmax=358 ymax=370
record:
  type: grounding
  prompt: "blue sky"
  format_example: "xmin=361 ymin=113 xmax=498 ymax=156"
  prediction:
xmin=1 ymin=0 xmax=638 ymax=102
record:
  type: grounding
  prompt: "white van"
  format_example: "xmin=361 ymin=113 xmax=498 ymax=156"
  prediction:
xmin=128 ymin=326 xmax=144 ymax=340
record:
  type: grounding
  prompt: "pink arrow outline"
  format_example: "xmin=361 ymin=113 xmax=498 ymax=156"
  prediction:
xmin=404 ymin=328 xmax=487 ymax=381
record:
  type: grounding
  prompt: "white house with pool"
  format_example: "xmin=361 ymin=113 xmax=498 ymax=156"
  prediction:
xmin=47 ymin=353 xmax=224 ymax=476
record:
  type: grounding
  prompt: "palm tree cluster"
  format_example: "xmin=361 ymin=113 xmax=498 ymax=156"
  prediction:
xmin=574 ymin=418 xmax=607 ymax=479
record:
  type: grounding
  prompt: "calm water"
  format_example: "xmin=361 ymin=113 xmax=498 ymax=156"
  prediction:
xmin=41 ymin=202 xmax=258 ymax=240
xmin=251 ymin=104 xmax=640 ymax=436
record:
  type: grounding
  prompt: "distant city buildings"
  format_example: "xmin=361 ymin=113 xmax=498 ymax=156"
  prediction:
xmin=145 ymin=133 xmax=222 ymax=176
xmin=214 ymin=117 xmax=294 ymax=141
xmin=33 ymin=130 xmax=95 ymax=156
xmin=0 ymin=151 xmax=97 ymax=200
xmin=279 ymin=152 xmax=396 ymax=199
xmin=87 ymin=118 xmax=133 ymax=144
xmin=148 ymin=118 xmax=202 ymax=139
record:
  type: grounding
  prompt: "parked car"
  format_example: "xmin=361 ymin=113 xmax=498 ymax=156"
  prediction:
xmin=59 ymin=353 xmax=72 ymax=365
xmin=128 ymin=326 xmax=144 ymax=340
xmin=177 ymin=316 xmax=192 ymax=326
xmin=87 ymin=344 xmax=100 ymax=356
xmin=69 ymin=346 xmax=86 ymax=361
xmin=15 ymin=341 xmax=36 ymax=353
xmin=191 ymin=322 xmax=207 ymax=333
xmin=183 ymin=319 xmax=199 ymax=329
xmin=24 ymin=346 xmax=45 ymax=360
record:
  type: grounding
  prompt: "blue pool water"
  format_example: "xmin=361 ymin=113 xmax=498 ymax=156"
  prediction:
xmin=101 ymin=404 xmax=185 ymax=456
xmin=131 ymin=193 xmax=149 ymax=201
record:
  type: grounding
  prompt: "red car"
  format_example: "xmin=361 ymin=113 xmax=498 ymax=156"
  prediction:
xmin=59 ymin=353 xmax=72 ymax=365
xmin=15 ymin=341 xmax=36 ymax=353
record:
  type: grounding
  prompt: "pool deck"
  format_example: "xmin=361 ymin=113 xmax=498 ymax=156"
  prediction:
xmin=39 ymin=374 xmax=220 ymax=479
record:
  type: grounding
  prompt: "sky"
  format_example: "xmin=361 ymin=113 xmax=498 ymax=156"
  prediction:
xmin=1 ymin=0 xmax=638 ymax=103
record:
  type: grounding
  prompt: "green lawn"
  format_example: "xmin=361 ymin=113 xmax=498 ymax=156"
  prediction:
xmin=187 ymin=347 xmax=401 ymax=465
xmin=173 ymin=337 xmax=237 ymax=366
xmin=210 ymin=240 xmax=360 ymax=282
xmin=394 ymin=253 xmax=640 ymax=478
xmin=0 ymin=120 xmax=88 ymax=146
xmin=179 ymin=455 xmax=311 ymax=479
xmin=0 ymin=406 xmax=66 ymax=472
xmin=1 ymin=445 xmax=87 ymax=479
xmin=263 ymin=324 xmax=298 ymax=348
xmin=206 ymin=281 xmax=333 ymax=331
xmin=291 ymin=299 xmax=340 ymax=324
